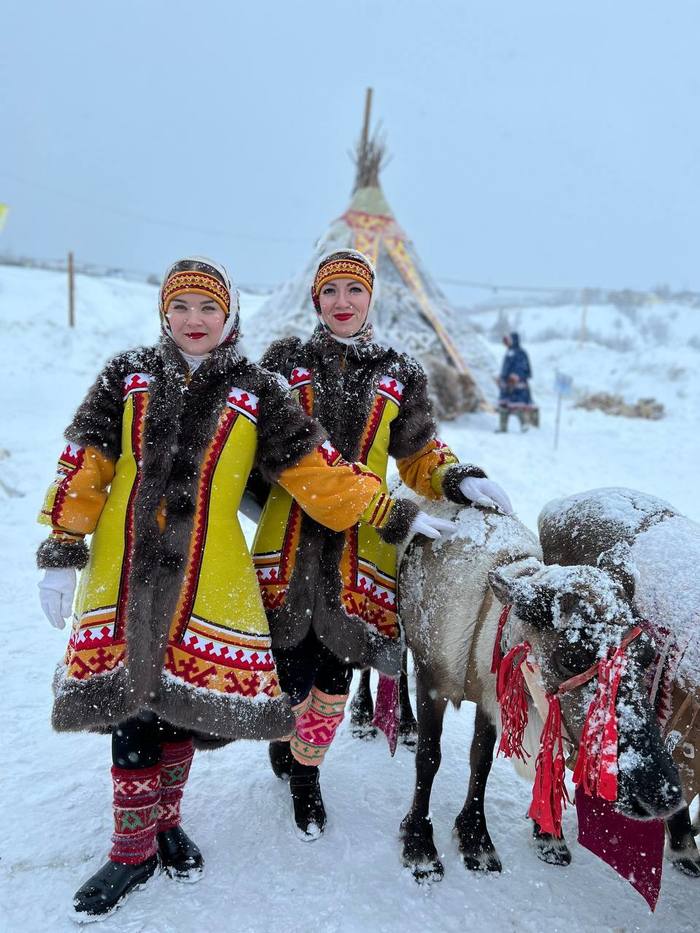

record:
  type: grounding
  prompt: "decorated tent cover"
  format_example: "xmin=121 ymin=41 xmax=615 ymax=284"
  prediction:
xmin=247 ymin=107 xmax=497 ymax=416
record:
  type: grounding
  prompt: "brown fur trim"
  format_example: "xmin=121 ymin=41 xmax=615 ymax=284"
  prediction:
xmin=51 ymin=664 xmax=294 ymax=741
xmin=387 ymin=359 xmax=439 ymax=460
xmin=66 ymin=346 xmax=158 ymax=460
xmin=266 ymin=514 xmax=404 ymax=675
xmin=259 ymin=337 xmax=304 ymax=376
xmin=378 ymin=497 xmax=421 ymax=545
xmin=37 ymin=536 xmax=89 ymax=569
xmin=157 ymin=673 xmax=295 ymax=740
xmin=441 ymin=464 xmax=488 ymax=504
xmin=262 ymin=330 xmax=432 ymax=464
xmin=255 ymin=366 xmax=326 ymax=481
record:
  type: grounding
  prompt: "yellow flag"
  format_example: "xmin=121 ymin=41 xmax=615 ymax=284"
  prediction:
xmin=0 ymin=204 xmax=9 ymax=232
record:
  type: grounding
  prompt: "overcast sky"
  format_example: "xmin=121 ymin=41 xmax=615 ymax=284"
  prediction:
xmin=2 ymin=1 xmax=699 ymax=300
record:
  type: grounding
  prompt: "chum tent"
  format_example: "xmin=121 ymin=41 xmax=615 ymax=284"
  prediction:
xmin=248 ymin=92 xmax=497 ymax=418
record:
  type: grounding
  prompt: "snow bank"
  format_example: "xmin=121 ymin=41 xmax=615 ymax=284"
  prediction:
xmin=1 ymin=265 xmax=698 ymax=932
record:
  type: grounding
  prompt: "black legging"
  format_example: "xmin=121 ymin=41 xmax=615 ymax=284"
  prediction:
xmin=112 ymin=711 xmax=191 ymax=770
xmin=274 ymin=630 xmax=352 ymax=706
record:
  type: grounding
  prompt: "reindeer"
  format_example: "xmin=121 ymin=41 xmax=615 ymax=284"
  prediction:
xmin=539 ymin=487 xmax=700 ymax=878
xmin=397 ymin=500 xmax=684 ymax=882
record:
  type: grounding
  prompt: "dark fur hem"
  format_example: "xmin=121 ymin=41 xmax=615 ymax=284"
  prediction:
xmin=441 ymin=464 xmax=488 ymax=504
xmin=51 ymin=664 xmax=294 ymax=742
xmin=378 ymin=498 xmax=421 ymax=545
xmin=365 ymin=628 xmax=404 ymax=676
xmin=269 ymin=604 xmax=404 ymax=677
xmin=37 ymin=536 xmax=89 ymax=569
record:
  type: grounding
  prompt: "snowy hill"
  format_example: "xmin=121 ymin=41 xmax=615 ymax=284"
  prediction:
xmin=1 ymin=264 xmax=698 ymax=932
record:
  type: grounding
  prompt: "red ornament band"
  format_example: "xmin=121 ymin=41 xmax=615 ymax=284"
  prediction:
xmin=311 ymin=258 xmax=374 ymax=309
xmin=161 ymin=270 xmax=230 ymax=317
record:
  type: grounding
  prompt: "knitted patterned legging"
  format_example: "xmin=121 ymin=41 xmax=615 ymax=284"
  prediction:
xmin=275 ymin=631 xmax=353 ymax=767
xmin=109 ymin=711 xmax=194 ymax=864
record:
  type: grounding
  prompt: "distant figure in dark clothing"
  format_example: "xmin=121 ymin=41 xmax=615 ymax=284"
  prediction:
xmin=496 ymin=332 xmax=536 ymax=432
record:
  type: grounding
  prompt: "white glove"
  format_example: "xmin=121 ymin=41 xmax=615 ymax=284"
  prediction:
xmin=409 ymin=510 xmax=455 ymax=540
xmin=459 ymin=477 xmax=513 ymax=515
xmin=38 ymin=568 xmax=76 ymax=630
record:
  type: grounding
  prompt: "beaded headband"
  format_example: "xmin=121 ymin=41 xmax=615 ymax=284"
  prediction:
xmin=311 ymin=257 xmax=374 ymax=311
xmin=160 ymin=270 xmax=230 ymax=318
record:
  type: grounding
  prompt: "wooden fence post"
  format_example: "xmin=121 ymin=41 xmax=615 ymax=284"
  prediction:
xmin=68 ymin=251 xmax=75 ymax=327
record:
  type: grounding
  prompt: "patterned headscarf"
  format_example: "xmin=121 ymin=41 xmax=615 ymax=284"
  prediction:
xmin=160 ymin=256 xmax=240 ymax=347
xmin=311 ymin=249 xmax=376 ymax=346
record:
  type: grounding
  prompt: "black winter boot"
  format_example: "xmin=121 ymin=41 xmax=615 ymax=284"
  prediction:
xmin=72 ymin=855 xmax=159 ymax=921
xmin=289 ymin=761 xmax=326 ymax=841
xmin=495 ymin=410 xmax=508 ymax=433
xmin=157 ymin=827 xmax=204 ymax=882
xmin=269 ymin=740 xmax=294 ymax=780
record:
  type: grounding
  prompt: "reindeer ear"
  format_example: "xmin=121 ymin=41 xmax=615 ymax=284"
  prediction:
xmin=488 ymin=557 xmax=542 ymax=605
xmin=597 ymin=542 xmax=637 ymax=603
xmin=489 ymin=559 xmax=556 ymax=629
xmin=488 ymin=568 xmax=515 ymax=605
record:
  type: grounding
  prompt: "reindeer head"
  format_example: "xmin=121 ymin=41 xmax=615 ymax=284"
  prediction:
xmin=489 ymin=558 xmax=682 ymax=820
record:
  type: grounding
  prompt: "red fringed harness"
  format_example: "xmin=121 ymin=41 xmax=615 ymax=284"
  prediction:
xmin=494 ymin=604 xmax=643 ymax=837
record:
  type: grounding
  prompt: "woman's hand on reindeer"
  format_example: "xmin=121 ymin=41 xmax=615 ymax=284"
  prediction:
xmin=38 ymin=568 xmax=76 ymax=629
xmin=409 ymin=511 xmax=455 ymax=540
xmin=459 ymin=477 xmax=513 ymax=514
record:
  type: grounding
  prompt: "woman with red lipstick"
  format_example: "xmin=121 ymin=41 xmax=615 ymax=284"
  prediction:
xmin=35 ymin=255 xmax=440 ymax=920
xmin=253 ymin=249 xmax=512 ymax=839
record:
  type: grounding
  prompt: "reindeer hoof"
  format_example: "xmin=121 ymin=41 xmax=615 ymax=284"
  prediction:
xmin=460 ymin=849 xmax=502 ymax=873
xmin=533 ymin=828 xmax=572 ymax=866
xmin=400 ymin=816 xmax=444 ymax=883
xmin=398 ymin=721 xmax=418 ymax=750
xmin=407 ymin=859 xmax=444 ymax=884
xmin=453 ymin=822 xmax=502 ymax=873
xmin=670 ymin=854 xmax=700 ymax=878
xmin=351 ymin=722 xmax=378 ymax=740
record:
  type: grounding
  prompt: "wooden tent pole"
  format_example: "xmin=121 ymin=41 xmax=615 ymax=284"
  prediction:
xmin=361 ymin=87 xmax=373 ymax=155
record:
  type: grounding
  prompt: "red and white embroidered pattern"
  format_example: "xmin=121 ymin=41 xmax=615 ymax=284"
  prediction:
xmin=226 ymin=387 xmax=259 ymax=423
xmin=356 ymin=558 xmax=397 ymax=610
xmin=289 ymin=367 xmax=312 ymax=388
xmin=56 ymin=442 xmax=84 ymax=474
xmin=377 ymin=375 xmax=404 ymax=404
xmin=318 ymin=439 xmax=343 ymax=466
xmin=181 ymin=620 xmax=275 ymax=671
xmin=122 ymin=372 xmax=152 ymax=400
xmin=255 ymin=556 xmax=282 ymax=585
xmin=71 ymin=615 xmax=116 ymax=648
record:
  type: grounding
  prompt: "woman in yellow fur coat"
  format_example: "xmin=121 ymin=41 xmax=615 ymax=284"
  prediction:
xmin=36 ymin=256 xmax=447 ymax=921
xmin=253 ymin=249 xmax=512 ymax=839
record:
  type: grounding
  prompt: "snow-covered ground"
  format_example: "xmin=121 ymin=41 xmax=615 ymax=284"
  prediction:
xmin=1 ymin=265 xmax=698 ymax=932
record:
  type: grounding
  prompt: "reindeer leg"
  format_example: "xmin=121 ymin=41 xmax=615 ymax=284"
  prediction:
xmin=349 ymin=668 xmax=377 ymax=739
xmin=453 ymin=704 xmax=502 ymax=872
xmin=398 ymin=648 xmax=418 ymax=750
xmin=400 ymin=676 xmax=448 ymax=883
xmin=666 ymin=805 xmax=700 ymax=878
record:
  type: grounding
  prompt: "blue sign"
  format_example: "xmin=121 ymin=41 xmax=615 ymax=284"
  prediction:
xmin=554 ymin=371 xmax=573 ymax=396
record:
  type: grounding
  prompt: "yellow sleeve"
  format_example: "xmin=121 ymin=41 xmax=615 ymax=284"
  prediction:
xmin=38 ymin=442 xmax=116 ymax=536
xmin=397 ymin=438 xmax=459 ymax=501
xmin=277 ymin=441 xmax=393 ymax=533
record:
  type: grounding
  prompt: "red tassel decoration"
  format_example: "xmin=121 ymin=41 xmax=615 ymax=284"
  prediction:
xmin=491 ymin=604 xmax=513 ymax=675
xmin=573 ymin=649 xmax=627 ymax=801
xmin=528 ymin=694 xmax=569 ymax=838
xmin=496 ymin=642 xmax=531 ymax=761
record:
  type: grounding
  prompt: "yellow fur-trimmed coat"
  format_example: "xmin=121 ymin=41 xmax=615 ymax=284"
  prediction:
xmin=252 ymin=329 xmax=487 ymax=675
xmin=37 ymin=337 xmax=403 ymax=744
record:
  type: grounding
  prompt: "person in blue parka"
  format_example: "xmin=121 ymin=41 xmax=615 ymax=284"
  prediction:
xmin=497 ymin=332 xmax=535 ymax=431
